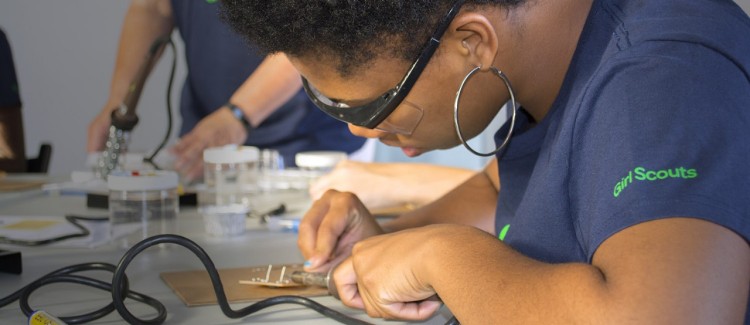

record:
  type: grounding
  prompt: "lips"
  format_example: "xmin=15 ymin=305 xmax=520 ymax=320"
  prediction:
xmin=401 ymin=147 xmax=422 ymax=157
xmin=378 ymin=139 xmax=423 ymax=157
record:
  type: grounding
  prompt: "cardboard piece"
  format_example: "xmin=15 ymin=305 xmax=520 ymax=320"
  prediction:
xmin=160 ymin=264 xmax=328 ymax=306
xmin=0 ymin=180 xmax=44 ymax=192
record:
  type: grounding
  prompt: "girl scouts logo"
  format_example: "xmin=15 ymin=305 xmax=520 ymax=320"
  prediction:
xmin=613 ymin=166 xmax=698 ymax=198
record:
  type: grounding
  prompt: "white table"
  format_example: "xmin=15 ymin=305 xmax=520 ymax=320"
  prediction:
xmin=0 ymin=183 xmax=454 ymax=324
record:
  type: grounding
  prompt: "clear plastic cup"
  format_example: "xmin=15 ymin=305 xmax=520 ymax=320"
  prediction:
xmin=108 ymin=170 xmax=179 ymax=247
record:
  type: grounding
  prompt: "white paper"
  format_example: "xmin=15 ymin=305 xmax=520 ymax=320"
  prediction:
xmin=0 ymin=216 xmax=140 ymax=248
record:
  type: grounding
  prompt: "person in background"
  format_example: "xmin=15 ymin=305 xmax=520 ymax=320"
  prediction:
xmin=87 ymin=0 xmax=366 ymax=181
xmin=309 ymin=160 xmax=475 ymax=210
xmin=222 ymin=0 xmax=750 ymax=323
xmin=0 ymin=28 xmax=25 ymax=173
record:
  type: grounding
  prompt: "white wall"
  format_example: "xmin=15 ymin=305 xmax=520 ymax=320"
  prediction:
xmin=0 ymin=1 xmax=185 ymax=175
xmin=1 ymin=0 xmax=749 ymax=174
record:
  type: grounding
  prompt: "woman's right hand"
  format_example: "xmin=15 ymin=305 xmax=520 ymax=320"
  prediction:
xmin=298 ymin=189 xmax=384 ymax=272
xmin=87 ymin=102 xmax=119 ymax=152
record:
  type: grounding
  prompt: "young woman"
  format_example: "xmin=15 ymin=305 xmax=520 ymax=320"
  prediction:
xmin=222 ymin=0 xmax=750 ymax=323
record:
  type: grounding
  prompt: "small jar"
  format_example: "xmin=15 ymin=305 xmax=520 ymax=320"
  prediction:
xmin=200 ymin=145 xmax=260 ymax=236
xmin=293 ymin=151 xmax=348 ymax=189
xmin=108 ymin=170 xmax=179 ymax=248
xmin=202 ymin=145 xmax=260 ymax=207
xmin=295 ymin=151 xmax=348 ymax=172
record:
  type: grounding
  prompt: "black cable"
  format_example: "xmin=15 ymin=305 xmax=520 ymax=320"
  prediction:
xmin=0 ymin=215 xmax=107 ymax=247
xmin=1 ymin=234 xmax=460 ymax=324
xmin=112 ymin=234 xmax=371 ymax=325
xmin=0 ymin=262 xmax=165 ymax=324
xmin=143 ymin=37 xmax=177 ymax=170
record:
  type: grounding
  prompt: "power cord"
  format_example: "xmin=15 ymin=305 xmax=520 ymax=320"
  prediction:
xmin=142 ymin=37 xmax=177 ymax=171
xmin=3 ymin=234 xmax=446 ymax=325
xmin=0 ymin=214 xmax=461 ymax=324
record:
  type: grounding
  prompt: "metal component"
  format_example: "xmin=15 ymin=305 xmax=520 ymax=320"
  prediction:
xmin=264 ymin=264 xmax=272 ymax=282
xmin=238 ymin=264 xmax=304 ymax=287
xmin=96 ymin=125 xmax=131 ymax=179
xmin=290 ymin=268 xmax=338 ymax=299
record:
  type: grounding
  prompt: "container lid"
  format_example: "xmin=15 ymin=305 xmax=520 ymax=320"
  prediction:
xmin=107 ymin=170 xmax=178 ymax=191
xmin=203 ymin=145 xmax=260 ymax=164
xmin=295 ymin=151 xmax=348 ymax=169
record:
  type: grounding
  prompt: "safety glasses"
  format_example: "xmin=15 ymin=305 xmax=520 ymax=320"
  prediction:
xmin=301 ymin=0 xmax=465 ymax=135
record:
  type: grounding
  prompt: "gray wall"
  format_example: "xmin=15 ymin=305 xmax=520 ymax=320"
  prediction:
xmin=741 ymin=0 xmax=750 ymax=13
xmin=1 ymin=1 xmax=185 ymax=175
xmin=1 ymin=0 xmax=749 ymax=174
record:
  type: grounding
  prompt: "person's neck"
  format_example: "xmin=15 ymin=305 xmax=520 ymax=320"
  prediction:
xmin=510 ymin=0 xmax=594 ymax=122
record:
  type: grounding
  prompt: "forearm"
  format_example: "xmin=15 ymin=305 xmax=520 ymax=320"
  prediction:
xmin=426 ymin=226 xmax=609 ymax=324
xmin=229 ymin=54 xmax=302 ymax=127
xmin=383 ymin=163 xmax=497 ymax=233
xmin=424 ymin=219 xmax=750 ymax=324
xmin=105 ymin=0 xmax=173 ymax=107
xmin=383 ymin=159 xmax=498 ymax=233
xmin=376 ymin=163 xmax=475 ymax=206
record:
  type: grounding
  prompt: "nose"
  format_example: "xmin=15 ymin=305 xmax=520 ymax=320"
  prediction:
xmin=348 ymin=124 xmax=385 ymax=139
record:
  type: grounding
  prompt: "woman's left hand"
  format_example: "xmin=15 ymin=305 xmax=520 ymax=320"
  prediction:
xmin=332 ymin=225 xmax=455 ymax=321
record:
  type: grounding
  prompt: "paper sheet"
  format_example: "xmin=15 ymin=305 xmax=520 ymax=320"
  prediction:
xmin=0 ymin=216 xmax=139 ymax=248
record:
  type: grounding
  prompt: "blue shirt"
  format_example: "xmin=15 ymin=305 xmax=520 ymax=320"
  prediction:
xmin=170 ymin=0 xmax=365 ymax=165
xmin=494 ymin=0 xmax=750 ymax=320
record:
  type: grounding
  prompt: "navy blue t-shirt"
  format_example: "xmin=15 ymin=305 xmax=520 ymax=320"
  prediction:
xmin=170 ymin=0 xmax=365 ymax=165
xmin=493 ymin=0 xmax=750 ymax=319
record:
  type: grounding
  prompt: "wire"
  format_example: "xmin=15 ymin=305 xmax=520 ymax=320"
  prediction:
xmin=115 ymin=234 xmax=371 ymax=325
xmin=143 ymin=37 xmax=177 ymax=170
xmin=0 ymin=262 xmax=165 ymax=324
xmin=0 ymin=235 xmax=369 ymax=324
xmin=0 ymin=215 xmax=107 ymax=247
xmin=1 ymin=233 xmax=460 ymax=324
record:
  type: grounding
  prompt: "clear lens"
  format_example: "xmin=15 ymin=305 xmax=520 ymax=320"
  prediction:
xmin=374 ymin=100 xmax=423 ymax=135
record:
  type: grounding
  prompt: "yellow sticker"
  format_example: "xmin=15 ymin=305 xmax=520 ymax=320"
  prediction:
xmin=3 ymin=220 xmax=59 ymax=230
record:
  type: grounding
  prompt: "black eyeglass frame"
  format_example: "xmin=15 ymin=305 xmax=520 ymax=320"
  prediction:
xmin=301 ymin=0 xmax=466 ymax=129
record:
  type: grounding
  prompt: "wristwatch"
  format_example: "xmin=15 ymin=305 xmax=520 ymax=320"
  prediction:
xmin=225 ymin=102 xmax=252 ymax=130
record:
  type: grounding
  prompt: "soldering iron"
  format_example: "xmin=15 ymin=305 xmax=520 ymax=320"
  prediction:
xmin=95 ymin=36 xmax=176 ymax=178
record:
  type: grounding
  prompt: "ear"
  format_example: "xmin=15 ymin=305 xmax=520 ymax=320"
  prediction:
xmin=446 ymin=12 xmax=499 ymax=72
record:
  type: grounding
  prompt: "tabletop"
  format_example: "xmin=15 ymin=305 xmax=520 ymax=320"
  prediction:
xmin=0 ymin=178 xmax=454 ymax=324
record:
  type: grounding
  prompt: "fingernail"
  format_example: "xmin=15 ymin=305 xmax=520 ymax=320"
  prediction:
xmin=305 ymin=256 xmax=321 ymax=268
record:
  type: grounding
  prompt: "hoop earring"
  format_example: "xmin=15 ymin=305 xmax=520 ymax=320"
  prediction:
xmin=453 ymin=66 xmax=518 ymax=157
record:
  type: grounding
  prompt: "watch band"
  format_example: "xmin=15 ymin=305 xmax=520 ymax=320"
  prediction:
xmin=225 ymin=102 xmax=251 ymax=129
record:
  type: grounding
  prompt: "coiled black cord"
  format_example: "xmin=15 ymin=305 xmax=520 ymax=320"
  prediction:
xmin=1 ymin=234 xmax=460 ymax=324
xmin=0 ymin=262 xmax=165 ymax=324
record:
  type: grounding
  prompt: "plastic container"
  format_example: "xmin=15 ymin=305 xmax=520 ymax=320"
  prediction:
xmin=199 ymin=204 xmax=249 ymax=237
xmin=200 ymin=145 xmax=260 ymax=236
xmin=294 ymin=151 xmax=348 ymax=172
xmin=202 ymin=145 xmax=260 ymax=207
xmin=108 ymin=170 xmax=179 ymax=248
xmin=283 ymin=151 xmax=348 ymax=190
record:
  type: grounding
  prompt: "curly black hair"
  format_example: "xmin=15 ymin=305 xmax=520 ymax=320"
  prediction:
xmin=220 ymin=0 xmax=523 ymax=76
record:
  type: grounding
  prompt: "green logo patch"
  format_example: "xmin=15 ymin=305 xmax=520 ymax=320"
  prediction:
xmin=613 ymin=166 xmax=697 ymax=198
